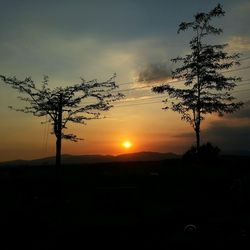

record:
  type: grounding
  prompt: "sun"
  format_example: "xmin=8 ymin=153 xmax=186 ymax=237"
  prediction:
xmin=122 ymin=140 xmax=132 ymax=149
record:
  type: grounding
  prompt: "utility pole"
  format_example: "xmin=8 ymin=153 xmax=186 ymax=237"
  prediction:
xmin=56 ymin=93 xmax=63 ymax=168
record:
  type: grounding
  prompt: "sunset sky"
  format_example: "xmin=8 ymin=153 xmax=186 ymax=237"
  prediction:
xmin=0 ymin=0 xmax=250 ymax=161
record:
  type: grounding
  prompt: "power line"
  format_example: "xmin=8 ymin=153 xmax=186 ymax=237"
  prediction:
xmin=42 ymin=116 xmax=47 ymax=152
xmin=239 ymin=78 xmax=250 ymax=82
xmin=239 ymin=56 xmax=250 ymax=62
xmin=222 ymin=65 xmax=250 ymax=74
xmin=114 ymin=94 xmax=249 ymax=109
xmin=117 ymin=95 xmax=167 ymax=103
xmin=81 ymin=83 xmax=250 ymax=106
xmin=118 ymin=83 xmax=250 ymax=103
xmin=238 ymin=82 xmax=250 ymax=86
xmin=118 ymin=78 xmax=183 ymax=88
xmin=41 ymin=115 xmax=50 ymax=153
xmin=117 ymin=64 xmax=250 ymax=88
xmin=119 ymin=85 xmax=151 ymax=93
xmin=82 ymin=68 xmax=250 ymax=106
xmin=232 ymin=88 xmax=250 ymax=93
xmin=113 ymin=87 xmax=250 ymax=107
xmin=114 ymin=100 xmax=165 ymax=108
xmin=44 ymin=119 xmax=50 ymax=153
xmin=118 ymin=78 xmax=250 ymax=95
xmin=113 ymin=97 xmax=250 ymax=109
xmin=118 ymin=77 xmax=228 ymax=94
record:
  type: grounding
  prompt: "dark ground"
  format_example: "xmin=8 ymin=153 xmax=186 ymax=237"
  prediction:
xmin=0 ymin=157 xmax=250 ymax=249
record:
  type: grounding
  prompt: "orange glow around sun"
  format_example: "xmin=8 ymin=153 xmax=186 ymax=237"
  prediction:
xmin=122 ymin=140 xmax=132 ymax=149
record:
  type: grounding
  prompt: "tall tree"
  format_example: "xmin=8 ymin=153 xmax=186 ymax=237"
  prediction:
xmin=152 ymin=4 xmax=243 ymax=153
xmin=0 ymin=74 xmax=124 ymax=166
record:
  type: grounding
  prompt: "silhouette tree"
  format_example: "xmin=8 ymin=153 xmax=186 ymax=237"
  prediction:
xmin=0 ymin=74 xmax=124 ymax=166
xmin=152 ymin=4 xmax=243 ymax=153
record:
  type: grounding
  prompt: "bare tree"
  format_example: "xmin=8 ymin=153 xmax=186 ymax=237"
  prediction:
xmin=0 ymin=74 xmax=124 ymax=166
xmin=152 ymin=4 xmax=243 ymax=153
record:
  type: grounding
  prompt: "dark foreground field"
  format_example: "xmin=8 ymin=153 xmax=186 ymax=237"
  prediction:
xmin=0 ymin=157 xmax=250 ymax=249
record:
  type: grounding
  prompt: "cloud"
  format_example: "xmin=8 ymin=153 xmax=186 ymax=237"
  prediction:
xmin=136 ymin=63 xmax=172 ymax=83
xmin=172 ymin=118 xmax=250 ymax=151
xmin=204 ymin=121 xmax=250 ymax=150
xmin=228 ymin=100 xmax=250 ymax=119
xmin=227 ymin=36 xmax=250 ymax=53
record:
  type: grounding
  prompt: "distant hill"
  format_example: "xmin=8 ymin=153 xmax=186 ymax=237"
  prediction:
xmin=0 ymin=152 xmax=179 ymax=166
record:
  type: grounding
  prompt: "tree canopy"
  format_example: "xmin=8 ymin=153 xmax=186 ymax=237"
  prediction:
xmin=0 ymin=74 xmax=124 ymax=165
xmin=152 ymin=4 xmax=243 ymax=152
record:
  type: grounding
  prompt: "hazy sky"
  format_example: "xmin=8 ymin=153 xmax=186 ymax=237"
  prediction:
xmin=0 ymin=0 xmax=250 ymax=161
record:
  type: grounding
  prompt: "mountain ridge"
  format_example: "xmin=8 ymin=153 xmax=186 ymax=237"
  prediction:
xmin=0 ymin=151 xmax=179 ymax=166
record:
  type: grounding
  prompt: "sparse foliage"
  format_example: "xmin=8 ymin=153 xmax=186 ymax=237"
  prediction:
xmin=0 ymin=74 xmax=124 ymax=166
xmin=152 ymin=4 xmax=243 ymax=153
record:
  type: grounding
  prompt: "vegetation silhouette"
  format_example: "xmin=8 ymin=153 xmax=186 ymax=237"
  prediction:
xmin=183 ymin=142 xmax=221 ymax=162
xmin=0 ymin=74 xmax=124 ymax=167
xmin=1 ymin=157 xmax=249 ymax=248
xmin=152 ymin=4 xmax=243 ymax=154
xmin=0 ymin=3 xmax=249 ymax=249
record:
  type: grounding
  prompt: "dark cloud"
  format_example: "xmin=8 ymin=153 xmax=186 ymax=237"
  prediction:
xmin=172 ymin=119 xmax=250 ymax=151
xmin=204 ymin=121 xmax=250 ymax=150
xmin=137 ymin=63 xmax=172 ymax=83
xmin=0 ymin=0 xmax=249 ymax=81
xmin=228 ymin=100 xmax=250 ymax=119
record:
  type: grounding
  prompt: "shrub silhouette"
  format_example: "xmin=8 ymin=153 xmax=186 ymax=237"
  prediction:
xmin=183 ymin=142 xmax=221 ymax=161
